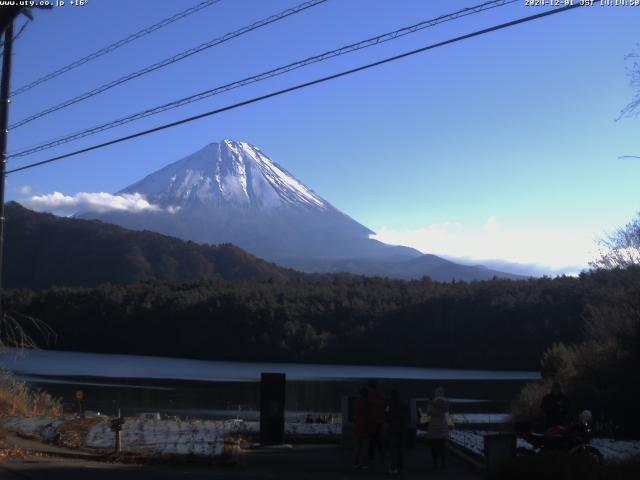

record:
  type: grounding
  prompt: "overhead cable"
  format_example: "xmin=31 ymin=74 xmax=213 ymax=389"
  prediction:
xmin=9 ymin=0 xmax=516 ymax=159
xmin=6 ymin=3 xmax=582 ymax=175
xmin=10 ymin=0 xmax=224 ymax=96
xmin=9 ymin=0 xmax=328 ymax=129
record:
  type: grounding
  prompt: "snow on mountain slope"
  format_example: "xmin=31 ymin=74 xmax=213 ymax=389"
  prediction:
xmin=120 ymin=140 xmax=329 ymax=213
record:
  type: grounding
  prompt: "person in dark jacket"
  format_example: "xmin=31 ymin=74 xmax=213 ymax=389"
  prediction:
xmin=541 ymin=382 xmax=570 ymax=429
xmin=386 ymin=389 xmax=408 ymax=475
xmin=367 ymin=379 xmax=385 ymax=462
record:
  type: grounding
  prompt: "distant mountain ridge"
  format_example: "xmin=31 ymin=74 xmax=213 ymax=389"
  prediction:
xmin=281 ymin=255 xmax=524 ymax=282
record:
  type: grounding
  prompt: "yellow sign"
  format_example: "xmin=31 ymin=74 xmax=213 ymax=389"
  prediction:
xmin=75 ymin=390 xmax=84 ymax=401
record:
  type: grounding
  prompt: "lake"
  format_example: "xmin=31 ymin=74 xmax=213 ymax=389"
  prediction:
xmin=0 ymin=349 xmax=539 ymax=419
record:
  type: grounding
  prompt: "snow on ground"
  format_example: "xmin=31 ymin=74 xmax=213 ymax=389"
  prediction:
xmin=4 ymin=416 xmax=64 ymax=441
xmin=444 ymin=429 xmax=640 ymax=461
xmin=450 ymin=413 xmax=510 ymax=424
xmin=5 ymin=416 xmax=638 ymax=461
xmin=447 ymin=429 xmax=488 ymax=455
xmin=417 ymin=412 xmax=510 ymax=427
xmin=591 ymin=438 xmax=640 ymax=461
xmin=84 ymin=418 xmax=248 ymax=456
xmin=206 ymin=420 xmax=340 ymax=436
xmin=284 ymin=422 xmax=340 ymax=436
xmin=3 ymin=416 xmax=340 ymax=457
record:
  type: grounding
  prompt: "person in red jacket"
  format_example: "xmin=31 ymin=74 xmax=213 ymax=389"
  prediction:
xmin=353 ymin=387 xmax=372 ymax=469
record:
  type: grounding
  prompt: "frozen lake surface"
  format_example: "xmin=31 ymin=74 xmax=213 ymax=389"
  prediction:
xmin=0 ymin=349 xmax=538 ymax=417
xmin=0 ymin=349 xmax=539 ymax=382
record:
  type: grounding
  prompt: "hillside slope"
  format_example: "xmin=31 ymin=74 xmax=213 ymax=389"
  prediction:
xmin=4 ymin=202 xmax=296 ymax=288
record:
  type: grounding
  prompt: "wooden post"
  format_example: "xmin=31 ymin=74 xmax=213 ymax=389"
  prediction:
xmin=111 ymin=409 xmax=124 ymax=453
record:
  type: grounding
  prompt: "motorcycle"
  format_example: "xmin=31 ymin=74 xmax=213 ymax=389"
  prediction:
xmin=515 ymin=410 xmax=603 ymax=465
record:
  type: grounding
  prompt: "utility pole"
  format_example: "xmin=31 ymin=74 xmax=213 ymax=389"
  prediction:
xmin=0 ymin=19 xmax=13 ymax=324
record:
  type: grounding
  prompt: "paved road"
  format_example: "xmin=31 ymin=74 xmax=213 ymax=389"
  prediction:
xmin=0 ymin=443 xmax=481 ymax=480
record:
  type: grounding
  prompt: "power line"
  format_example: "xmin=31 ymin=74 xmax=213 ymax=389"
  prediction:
xmin=9 ymin=0 xmax=328 ymax=130
xmin=9 ymin=0 xmax=517 ymax=159
xmin=12 ymin=20 xmax=29 ymax=42
xmin=0 ymin=19 xmax=29 ymax=56
xmin=10 ymin=0 xmax=223 ymax=97
xmin=6 ymin=3 xmax=582 ymax=176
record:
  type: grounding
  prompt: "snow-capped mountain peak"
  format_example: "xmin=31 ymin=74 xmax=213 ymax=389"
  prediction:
xmin=120 ymin=140 xmax=328 ymax=212
xmin=77 ymin=139 xmax=514 ymax=279
xmin=85 ymin=139 xmax=423 ymax=263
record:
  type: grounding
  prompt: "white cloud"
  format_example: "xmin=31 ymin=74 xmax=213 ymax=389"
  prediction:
xmin=17 ymin=185 xmax=32 ymax=195
xmin=20 ymin=191 xmax=174 ymax=215
xmin=484 ymin=215 xmax=498 ymax=233
xmin=372 ymin=216 xmax=600 ymax=275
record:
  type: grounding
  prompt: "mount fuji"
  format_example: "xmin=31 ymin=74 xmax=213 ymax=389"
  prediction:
xmin=84 ymin=140 xmax=418 ymax=262
xmin=82 ymin=140 xmax=520 ymax=280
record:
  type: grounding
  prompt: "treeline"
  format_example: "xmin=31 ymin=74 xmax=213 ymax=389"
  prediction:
xmin=2 ymin=270 xmax=612 ymax=371
xmin=513 ymin=266 xmax=640 ymax=434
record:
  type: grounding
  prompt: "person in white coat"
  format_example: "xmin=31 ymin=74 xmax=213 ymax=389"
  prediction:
xmin=426 ymin=386 xmax=449 ymax=469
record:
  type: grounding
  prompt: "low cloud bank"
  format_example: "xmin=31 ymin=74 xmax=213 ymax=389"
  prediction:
xmin=19 ymin=191 xmax=176 ymax=214
xmin=372 ymin=216 xmax=599 ymax=276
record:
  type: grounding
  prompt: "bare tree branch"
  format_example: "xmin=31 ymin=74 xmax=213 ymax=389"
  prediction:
xmin=617 ymin=44 xmax=640 ymax=120
xmin=0 ymin=310 xmax=56 ymax=351
xmin=590 ymin=212 xmax=640 ymax=269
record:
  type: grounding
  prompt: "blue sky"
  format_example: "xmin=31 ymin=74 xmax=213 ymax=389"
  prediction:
xmin=5 ymin=0 xmax=640 ymax=274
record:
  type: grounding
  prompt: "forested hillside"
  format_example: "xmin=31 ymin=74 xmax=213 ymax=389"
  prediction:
xmin=4 ymin=202 xmax=297 ymax=288
xmin=3 ymin=271 xmax=605 ymax=370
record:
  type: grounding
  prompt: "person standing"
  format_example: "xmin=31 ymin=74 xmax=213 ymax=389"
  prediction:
xmin=541 ymin=382 xmax=570 ymax=430
xmin=427 ymin=386 xmax=450 ymax=470
xmin=386 ymin=389 xmax=408 ymax=475
xmin=353 ymin=387 xmax=372 ymax=469
xmin=367 ymin=379 xmax=385 ymax=463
